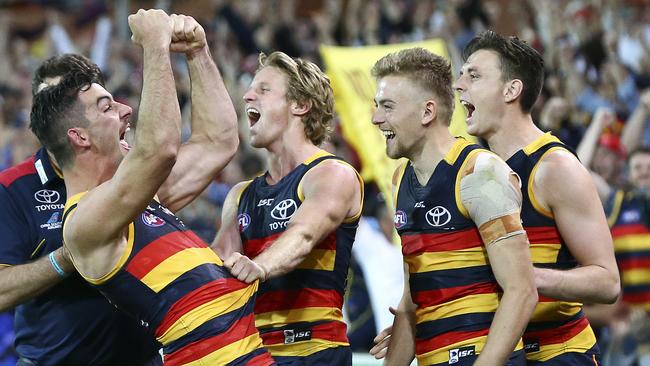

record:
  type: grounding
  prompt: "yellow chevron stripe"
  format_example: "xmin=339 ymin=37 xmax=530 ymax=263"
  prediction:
xmin=529 ymin=243 xmax=561 ymax=264
xmin=296 ymin=249 xmax=336 ymax=271
xmin=405 ymin=248 xmax=488 ymax=273
xmin=524 ymin=324 xmax=596 ymax=362
xmin=613 ymin=235 xmax=650 ymax=252
xmin=415 ymin=293 xmax=499 ymax=324
xmin=158 ymin=282 xmax=257 ymax=344
xmin=182 ymin=333 xmax=265 ymax=366
xmin=141 ymin=247 xmax=223 ymax=292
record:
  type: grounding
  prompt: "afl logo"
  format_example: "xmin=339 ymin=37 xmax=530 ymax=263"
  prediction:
xmin=142 ymin=212 xmax=165 ymax=227
xmin=34 ymin=189 xmax=60 ymax=203
xmin=394 ymin=210 xmax=407 ymax=229
xmin=425 ymin=206 xmax=451 ymax=227
xmin=238 ymin=213 xmax=251 ymax=232
xmin=271 ymin=199 xmax=297 ymax=220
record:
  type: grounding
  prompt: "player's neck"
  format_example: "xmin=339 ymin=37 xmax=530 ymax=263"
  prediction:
xmin=487 ymin=112 xmax=543 ymax=160
xmin=410 ymin=128 xmax=457 ymax=185
xmin=265 ymin=136 xmax=320 ymax=185
xmin=63 ymin=156 xmax=117 ymax=196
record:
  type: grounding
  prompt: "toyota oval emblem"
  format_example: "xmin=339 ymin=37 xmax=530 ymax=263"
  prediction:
xmin=425 ymin=206 xmax=451 ymax=227
xmin=34 ymin=189 xmax=61 ymax=204
xmin=270 ymin=199 xmax=297 ymax=220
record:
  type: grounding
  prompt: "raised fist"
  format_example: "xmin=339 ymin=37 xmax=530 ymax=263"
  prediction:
xmin=128 ymin=9 xmax=173 ymax=49
xmin=169 ymin=14 xmax=207 ymax=56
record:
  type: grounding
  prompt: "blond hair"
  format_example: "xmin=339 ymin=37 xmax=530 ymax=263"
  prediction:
xmin=372 ymin=47 xmax=455 ymax=124
xmin=258 ymin=52 xmax=334 ymax=145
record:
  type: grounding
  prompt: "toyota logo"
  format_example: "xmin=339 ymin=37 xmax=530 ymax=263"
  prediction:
xmin=270 ymin=199 xmax=297 ymax=220
xmin=34 ymin=189 xmax=60 ymax=204
xmin=425 ymin=206 xmax=451 ymax=227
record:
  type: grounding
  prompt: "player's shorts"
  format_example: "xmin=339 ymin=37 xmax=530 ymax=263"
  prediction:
xmin=272 ymin=346 xmax=351 ymax=366
xmin=526 ymin=345 xmax=601 ymax=365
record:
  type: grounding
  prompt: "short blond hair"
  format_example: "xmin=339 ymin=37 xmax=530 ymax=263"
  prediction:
xmin=258 ymin=52 xmax=334 ymax=145
xmin=372 ymin=47 xmax=455 ymax=124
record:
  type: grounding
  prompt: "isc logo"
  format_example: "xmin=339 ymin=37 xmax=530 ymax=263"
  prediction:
xmin=449 ymin=346 xmax=475 ymax=364
xmin=258 ymin=198 xmax=274 ymax=207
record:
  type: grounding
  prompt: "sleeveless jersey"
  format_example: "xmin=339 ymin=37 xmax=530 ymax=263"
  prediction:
xmin=394 ymin=138 xmax=524 ymax=366
xmin=63 ymin=193 xmax=274 ymax=366
xmin=506 ymin=133 xmax=597 ymax=361
xmin=607 ymin=189 xmax=650 ymax=311
xmin=237 ymin=150 xmax=361 ymax=358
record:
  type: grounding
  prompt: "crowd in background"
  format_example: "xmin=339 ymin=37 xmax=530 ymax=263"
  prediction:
xmin=0 ymin=0 xmax=649 ymax=364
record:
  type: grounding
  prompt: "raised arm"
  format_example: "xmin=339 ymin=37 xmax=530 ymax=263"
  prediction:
xmin=460 ymin=152 xmax=537 ymax=365
xmin=225 ymin=160 xmax=362 ymax=282
xmin=158 ymin=15 xmax=239 ymax=212
xmin=533 ymin=149 xmax=620 ymax=303
xmin=621 ymin=89 xmax=650 ymax=154
xmin=211 ymin=181 xmax=248 ymax=259
xmin=65 ymin=9 xmax=181 ymax=249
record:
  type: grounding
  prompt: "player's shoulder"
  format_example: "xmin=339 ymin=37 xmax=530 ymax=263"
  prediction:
xmin=462 ymin=150 xmax=512 ymax=178
xmin=0 ymin=156 xmax=37 ymax=188
xmin=536 ymin=147 xmax=585 ymax=183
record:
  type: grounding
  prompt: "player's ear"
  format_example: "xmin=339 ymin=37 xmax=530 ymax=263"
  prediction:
xmin=504 ymin=79 xmax=523 ymax=103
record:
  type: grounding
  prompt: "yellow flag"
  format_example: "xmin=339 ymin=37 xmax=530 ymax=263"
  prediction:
xmin=320 ymin=40 xmax=471 ymax=209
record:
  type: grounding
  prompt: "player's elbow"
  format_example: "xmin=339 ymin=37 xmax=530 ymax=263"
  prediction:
xmin=600 ymin=272 xmax=621 ymax=304
xmin=504 ymin=275 xmax=538 ymax=311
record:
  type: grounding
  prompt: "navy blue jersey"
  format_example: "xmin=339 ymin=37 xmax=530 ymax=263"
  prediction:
xmin=62 ymin=193 xmax=274 ymax=366
xmin=0 ymin=148 xmax=160 ymax=366
xmin=237 ymin=150 xmax=361 ymax=358
xmin=506 ymin=133 xmax=597 ymax=361
xmin=393 ymin=138 xmax=524 ymax=365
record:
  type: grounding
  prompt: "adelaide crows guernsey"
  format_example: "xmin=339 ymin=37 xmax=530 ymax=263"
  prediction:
xmin=607 ymin=189 xmax=650 ymax=311
xmin=63 ymin=193 xmax=274 ymax=366
xmin=507 ymin=133 xmax=597 ymax=361
xmin=394 ymin=138 xmax=524 ymax=366
xmin=237 ymin=150 xmax=361 ymax=357
xmin=0 ymin=148 xmax=160 ymax=366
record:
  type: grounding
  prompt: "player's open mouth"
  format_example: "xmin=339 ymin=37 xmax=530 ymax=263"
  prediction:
xmin=382 ymin=129 xmax=395 ymax=140
xmin=119 ymin=124 xmax=131 ymax=150
xmin=246 ymin=107 xmax=261 ymax=126
xmin=461 ymin=100 xmax=475 ymax=119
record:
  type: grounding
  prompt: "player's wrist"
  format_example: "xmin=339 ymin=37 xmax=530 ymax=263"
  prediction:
xmin=49 ymin=250 xmax=71 ymax=278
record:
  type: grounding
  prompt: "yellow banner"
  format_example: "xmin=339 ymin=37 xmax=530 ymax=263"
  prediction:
xmin=320 ymin=40 xmax=471 ymax=209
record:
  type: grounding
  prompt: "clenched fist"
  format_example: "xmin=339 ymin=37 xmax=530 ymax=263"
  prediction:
xmin=169 ymin=14 xmax=207 ymax=56
xmin=128 ymin=9 xmax=173 ymax=49
xmin=224 ymin=252 xmax=268 ymax=283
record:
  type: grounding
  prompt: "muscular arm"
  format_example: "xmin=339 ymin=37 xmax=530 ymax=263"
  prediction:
xmin=66 ymin=11 xmax=181 ymax=255
xmin=211 ymin=181 xmax=247 ymax=259
xmin=383 ymin=263 xmax=416 ymax=366
xmin=158 ymin=17 xmax=238 ymax=211
xmin=533 ymin=149 xmax=620 ymax=303
xmin=0 ymin=247 xmax=73 ymax=311
xmin=460 ymin=152 xmax=537 ymax=365
xmin=225 ymin=161 xmax=362 ymax=282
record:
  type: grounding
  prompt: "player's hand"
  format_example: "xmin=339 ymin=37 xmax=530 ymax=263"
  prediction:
xmin=224 ymin=252 xmax=267 ymax=283
xmin=128 ymin=9 xmax=173 ymax=49
xmin=369 ymin=306 xmax=397 ymax=359
xmin=169 ymin=14 xmax=207 ymax=57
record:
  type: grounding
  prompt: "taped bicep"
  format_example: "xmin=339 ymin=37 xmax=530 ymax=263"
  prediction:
xmin=460 ymin=153 xmax=525 ymax=245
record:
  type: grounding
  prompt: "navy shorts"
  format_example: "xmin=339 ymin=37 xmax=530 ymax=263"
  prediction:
xmin=429 ymin=349 xmax=526 ymax=366
xmin=272 ymin=346 xmax=351 ymax=366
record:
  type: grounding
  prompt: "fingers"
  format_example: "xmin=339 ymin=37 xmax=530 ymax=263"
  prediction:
xmin=223 ymin=252 xmax=262 ymax=283
xmin=369 ymin=336 xmax=390 ymax=359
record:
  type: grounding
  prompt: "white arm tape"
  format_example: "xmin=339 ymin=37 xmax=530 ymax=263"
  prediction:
xmin=460 ymin=153 xmax=523 ymax=228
